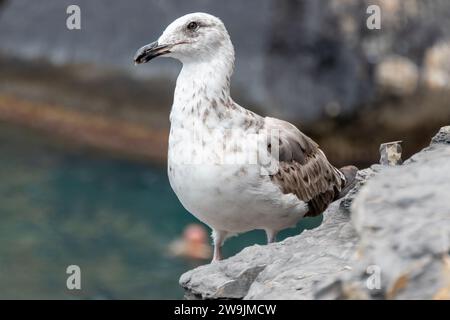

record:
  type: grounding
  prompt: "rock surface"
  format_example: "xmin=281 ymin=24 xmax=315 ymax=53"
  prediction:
xmin=180 ymin=126 xmax=450 ymax=299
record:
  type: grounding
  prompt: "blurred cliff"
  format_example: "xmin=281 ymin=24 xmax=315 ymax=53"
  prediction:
xmin=0 ymin=0 xmax=449 ymax=166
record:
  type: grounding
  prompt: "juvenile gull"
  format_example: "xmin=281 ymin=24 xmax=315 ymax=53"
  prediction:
xmin=134 ymin=12 xmax=357 ymax=261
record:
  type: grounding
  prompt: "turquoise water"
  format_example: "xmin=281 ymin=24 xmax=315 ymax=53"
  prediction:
xmin=0 ymin=122 xmax=321 ymax=299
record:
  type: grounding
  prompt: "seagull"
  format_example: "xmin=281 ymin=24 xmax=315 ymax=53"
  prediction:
xmin=134 ymin=12 xmax=357 ymax=262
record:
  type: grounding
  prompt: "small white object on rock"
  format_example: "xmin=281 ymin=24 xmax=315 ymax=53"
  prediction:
xmin=379 ymin=141 xmax=403 ymax=166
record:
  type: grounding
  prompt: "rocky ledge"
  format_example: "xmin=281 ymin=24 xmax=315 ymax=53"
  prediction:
xmin=180 ymin=126 xmax=450 ymax=300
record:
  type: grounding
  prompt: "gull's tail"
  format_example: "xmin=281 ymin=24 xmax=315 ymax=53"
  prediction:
xmin=337 ymin=165 xmax=358 ymax=199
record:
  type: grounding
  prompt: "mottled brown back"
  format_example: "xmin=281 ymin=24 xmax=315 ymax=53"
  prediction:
xmin=265 ymin=117 xmax=345 ymax=217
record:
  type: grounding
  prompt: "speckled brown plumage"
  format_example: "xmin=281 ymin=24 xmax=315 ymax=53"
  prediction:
xmin=266 ymin=117 xmax=345 ymax=217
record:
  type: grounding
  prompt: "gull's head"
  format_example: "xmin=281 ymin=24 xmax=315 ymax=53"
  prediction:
xmin=134 ymin=12 xmax=233 ymax=65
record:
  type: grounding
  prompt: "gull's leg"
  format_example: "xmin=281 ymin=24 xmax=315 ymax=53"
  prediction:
xmin=265 ymin=229 xmax=278 ymax=244
xmin=212 ymin=229 xmax=227 ymax=262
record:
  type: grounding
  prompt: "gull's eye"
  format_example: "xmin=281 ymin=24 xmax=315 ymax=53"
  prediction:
xmin=187 ymin=21 xmax=199 ymax=31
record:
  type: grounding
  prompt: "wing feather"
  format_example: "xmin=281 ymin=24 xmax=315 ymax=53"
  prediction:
xmin=264 ymin=117 xmax=344 ymax=217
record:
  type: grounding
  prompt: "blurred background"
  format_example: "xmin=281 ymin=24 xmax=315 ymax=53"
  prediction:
xmin=0 ymin=0 xmax=449 ymax=299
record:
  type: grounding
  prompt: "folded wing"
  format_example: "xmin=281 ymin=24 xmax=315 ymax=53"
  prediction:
xmin=264 ymin=117 xmax=345 ymax=216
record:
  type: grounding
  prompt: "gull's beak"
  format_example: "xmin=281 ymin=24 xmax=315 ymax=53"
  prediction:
xmin=133 ymin=41 xmax=171 ymax=65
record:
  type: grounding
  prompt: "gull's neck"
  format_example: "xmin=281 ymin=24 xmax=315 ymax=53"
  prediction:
xmin=177 ymin=55 xmax=233 ymax=100
xmin=170 ymin=50 xmax=237 ymax=127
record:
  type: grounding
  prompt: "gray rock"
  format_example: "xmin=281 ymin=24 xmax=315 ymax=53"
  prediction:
xmin=180 ymin=126 xmax=450 ymax=299
xmin=339 ymin=126 xmax=450 ymax=300
xmin=430 ymin=126 xmax=450 ymax=145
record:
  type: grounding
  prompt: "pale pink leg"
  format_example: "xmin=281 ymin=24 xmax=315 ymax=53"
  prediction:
xmin=212 ymin=229 xmax=227 ymax=262
xmin=265 ymin=229 xmax=278 ymax=244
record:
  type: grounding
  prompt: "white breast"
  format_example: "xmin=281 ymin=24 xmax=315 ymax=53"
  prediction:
xmin=165 ymin=56 xmax=308 ymax=234
xmin=167 ymin=122 xmax=308 ymax=233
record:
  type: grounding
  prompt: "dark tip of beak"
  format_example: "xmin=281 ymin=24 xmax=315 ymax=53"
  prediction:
xmin=133 ymin=41 xmax=171 ymax=65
